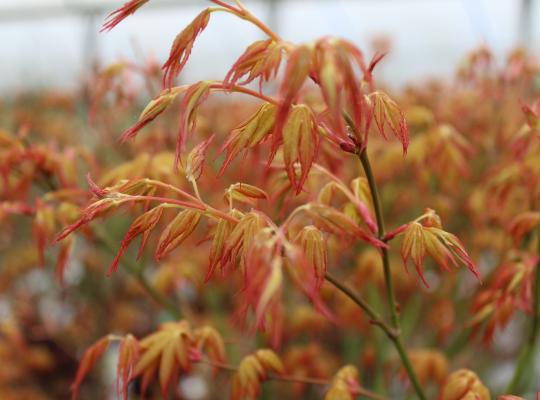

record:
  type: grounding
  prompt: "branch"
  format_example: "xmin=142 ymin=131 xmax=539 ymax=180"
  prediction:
xmin=210 ymin=1 xmax=282 ymax=42
xmin=342 ymin=112 xmax=427 ymax=400
xmin=197 ymin=358 xmax=388 ymax=400
xmin=324 ymin=272 xmax=397 ymax=340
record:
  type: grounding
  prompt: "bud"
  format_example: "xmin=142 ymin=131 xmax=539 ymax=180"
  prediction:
xmin=440 ymin=369 xmax=490 ymax=400
xmin=339 ymin=141 xmax=357 ymax=153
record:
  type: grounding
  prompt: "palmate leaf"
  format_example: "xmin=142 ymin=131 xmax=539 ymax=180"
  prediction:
xmin=400 ymin=209 xmax=479 ymax=286
xmin=133 ymin=320 xmax=194 ymax=398
xmin=71 ymin=321 xmax=229 ymax=399
xmin=324 ymin=365 xmax=361 ymax=400
xmin=71 ymin=336 xmax=112 ymax=400
xmin=231 ymin=349 xmax=285 ymax=400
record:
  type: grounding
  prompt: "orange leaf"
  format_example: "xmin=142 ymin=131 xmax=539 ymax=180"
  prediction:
xmin=185 ymin=134 xmax=215 ymax=182
xmin=71 ymin=336 xmax=111 ymax=400
xmin=117 ymin=335 xmax=140 ymax=400
xmin=282 ymin=105 xmax=319 ymax=194
xmin=162 ymin=9 xmax=212 ymax=88
xmin=155 ymin=209 xmax=202 ymax=261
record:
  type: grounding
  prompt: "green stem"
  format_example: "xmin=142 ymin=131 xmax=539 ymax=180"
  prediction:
xmin=93 ymin=227 xmax=182 ymax=320
xmin=506 ymin=222 xmax=540 ymax=394
xmin=325 ymin=272 xmax=398 ymax=340
xmin=357 ymin=149 xmax=400 ymax=329
xmin=357 ymin=148 xmax=427 ymax=400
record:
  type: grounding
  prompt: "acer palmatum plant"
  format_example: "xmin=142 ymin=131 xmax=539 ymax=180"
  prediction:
xmin=2 ymin=0 xmax=540 ymax=399
xmin=57 ymin=1 xmax=540 ymax=399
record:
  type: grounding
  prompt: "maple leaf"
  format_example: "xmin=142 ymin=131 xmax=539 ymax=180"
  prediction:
xmin=119 ymin=89 xmax=181 ymax=142
xmin=117 ymin=335 xmax=140 ymax=400
xmin=282 ymin=105 xmax=320 ymax=194
xmin=71 ymin=336 xmax=112 ymax=400
xmin=231 ymin=349 xmax=285 ymax=400
xmin=294 ymin=225 xmax=328 ymax=288
xmin=194 ymin=326 xmax=227 ymax=365
xmin=185 ymin=134 xmax=215 ymax=182
xmin=218 ymin=102 xmax=276 ymax=175
xmin=440 ymin=369 xmax=490 ymax=400
xmin=224 ymin=183 xmax=268 ymax=208
xmin=162 ymin=9 xmax=212 ymax=88
xmin=108 ymin=205 xmax=164 ymax=275
xmin=133 ymin=321 xmax=194 ymax=398
xmin=368 ymin=90 xmax=409 ymax=153
xmin=324 ymin=365 xmax=361 ymax=400
xmin=400 ymin=209 xmax=479 ymax=286
xmin=101 ymin=0 xmax=149 ymax=32
xmin=155 ymin=209 xmax=202 ymax=261
xmin=224 ymin=39 xmax=284 ymax=90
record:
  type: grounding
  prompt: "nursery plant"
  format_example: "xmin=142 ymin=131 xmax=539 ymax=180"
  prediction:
xmin=2 ymin=0 xmax=540 ymax=399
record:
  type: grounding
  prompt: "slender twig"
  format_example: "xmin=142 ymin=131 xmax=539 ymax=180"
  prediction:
xmin=143 ymin=179 xmax=239 ymax=223
xmin=197 ymin=358 xmax=388 ymax=400
xmin=337 ymin=112 xmax=427 ymax=400
xmin=325 ymin=272 xmax=398 ymax=340
xmin=127 ymin=195 xmax=205 ymax=211
xmin=93 ymin=227 xmax=181 ymax=319
xmin=357 ymin=149 xmax=399 ymax=328
xmin=210 ymin=83 xmax=279 ymax=105
xmin=210 ymin=1 xmax=282 ymax=42
xmin=357 ymin=148 xmax=427 ymax=400
xmin=506 ymin=222 xmax=540 ymax=394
